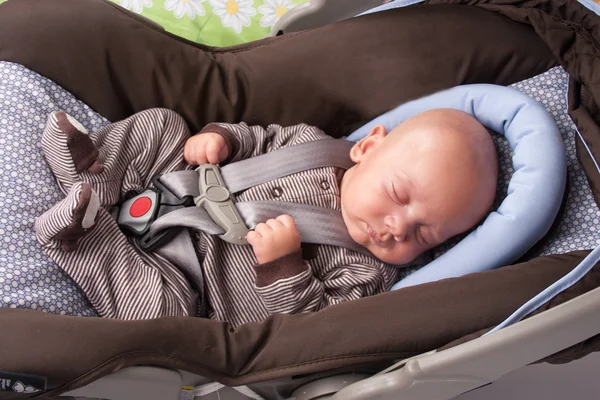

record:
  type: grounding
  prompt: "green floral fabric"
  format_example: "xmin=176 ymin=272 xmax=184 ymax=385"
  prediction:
xmin=108 ymin=0 xmax=309 ymax=46
xmin=0 ymin=0 xmax=309 ymax=46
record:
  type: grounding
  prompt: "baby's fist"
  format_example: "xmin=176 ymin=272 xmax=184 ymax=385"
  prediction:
xmin=247 ymin=215 xmax=301 ymax=264
xmin=184 ymin=132 xmax=229 ymax=165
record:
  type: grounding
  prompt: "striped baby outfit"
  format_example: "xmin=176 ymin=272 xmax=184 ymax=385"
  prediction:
xmin=36 ymin=109 xmax=401 ymax=326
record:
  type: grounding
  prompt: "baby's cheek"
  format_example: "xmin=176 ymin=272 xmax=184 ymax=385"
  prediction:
xmin=347 ymin=224 xmax=367 ymax=247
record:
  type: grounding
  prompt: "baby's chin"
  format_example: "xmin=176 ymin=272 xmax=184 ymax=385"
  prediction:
xmin=368 ymin=246 xmax=421 ymax=266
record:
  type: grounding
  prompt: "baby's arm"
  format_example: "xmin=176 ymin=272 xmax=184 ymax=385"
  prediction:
xmin=252 ymin=239 xmax=395 ymax=315
xmin=184 ymin=122 xmax=331 ymax=165
xmin=184 ymin=122 xmax=260 ymax=165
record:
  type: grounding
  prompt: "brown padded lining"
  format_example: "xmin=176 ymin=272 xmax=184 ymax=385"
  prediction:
xmin=0 ymin=0 xmax=555 ymax=137
xmin=0 ymin=252 xmax=594 ymax=399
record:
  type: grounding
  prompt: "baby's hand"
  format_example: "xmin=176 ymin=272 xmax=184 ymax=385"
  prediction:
xmin=184 ymin=132 xmax=229 ymax=165
xmin=247 ymin=215 xmax=301 ymax=264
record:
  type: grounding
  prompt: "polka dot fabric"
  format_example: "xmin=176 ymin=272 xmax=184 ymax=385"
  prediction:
xmin=433 ymin=66 xmax=599 ymax=263
xmin=511 ymin=67 xmax=600 ymax=256
xmin=0 ymin=61 xmax=107 ymax=316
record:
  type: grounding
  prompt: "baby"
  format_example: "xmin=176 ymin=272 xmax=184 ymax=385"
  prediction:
xmin=35 ymin=108 xmax=497 ymax=326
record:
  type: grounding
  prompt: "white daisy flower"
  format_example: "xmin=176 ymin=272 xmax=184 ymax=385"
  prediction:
xmin=165 ymin=0 xmax=206 ymax=19
xmin=258 ymin=0 xmax=296 ymax=28
xmin=117 ymin=0 xmax=152 ymax=14
xmin=209 ymin=0 xmax=257 ymax=33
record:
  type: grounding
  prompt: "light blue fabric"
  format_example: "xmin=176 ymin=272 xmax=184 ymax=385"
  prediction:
xmin=347 ymin=84 xmax=567 ymax=289
xmin=578 ymin=0 xmax=600 ymax=15
xmin=359 ymin=0 xmax=425 ymax=15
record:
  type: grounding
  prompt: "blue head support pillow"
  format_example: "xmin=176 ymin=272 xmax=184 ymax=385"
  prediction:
xmin=346 ymin=84 xmax=567 ymax=290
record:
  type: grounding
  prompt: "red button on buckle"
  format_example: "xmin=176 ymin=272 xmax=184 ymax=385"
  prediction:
xmin=130 ymin=196 xmax=152 ymax=218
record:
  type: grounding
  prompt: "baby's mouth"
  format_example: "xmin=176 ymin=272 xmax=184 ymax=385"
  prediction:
xmin=367 ymin=225 xmax=386 ymax=247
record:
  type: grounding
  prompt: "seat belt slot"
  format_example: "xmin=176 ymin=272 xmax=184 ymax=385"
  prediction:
xmin=115 ymin=176 xmax=194 ymax=251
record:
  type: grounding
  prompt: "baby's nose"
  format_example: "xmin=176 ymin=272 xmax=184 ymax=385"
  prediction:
xmin=384 ymin=215 xmax=408 ymax=241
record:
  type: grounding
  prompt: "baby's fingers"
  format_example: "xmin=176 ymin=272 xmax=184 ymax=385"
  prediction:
xmin=184 ymin=139 xmax=197 ymax=164
xmin=254 ymin=222 xmax=273 ymax=236
xmin=246 ymin=230 xmax=261 ymax=245
xmin=265 ymin=218 xmax=285 ymax=231
xmin=206 ymin=138 xmax=223 ymax=164
xmin=187 ymin=138 xmax=208 ymax=165
xmin=276 ymin=214 xmax=297 ymax=229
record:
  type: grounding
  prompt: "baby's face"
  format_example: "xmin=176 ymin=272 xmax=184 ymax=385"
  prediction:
xmin=340 ymin=112 xmax=496 ymax=265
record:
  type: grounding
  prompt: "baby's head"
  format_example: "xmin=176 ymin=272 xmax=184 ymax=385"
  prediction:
xmin=340 ymin=108 xmax=498 ymax=264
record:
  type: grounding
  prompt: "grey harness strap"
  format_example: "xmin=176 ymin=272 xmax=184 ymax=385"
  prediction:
xmin=152 ymin=139 xmax=360 ymax=249
xmin=149 ymin=201 xmax=368 ymax=255
xmin=157 ymin=139 xmax=355 ymax=196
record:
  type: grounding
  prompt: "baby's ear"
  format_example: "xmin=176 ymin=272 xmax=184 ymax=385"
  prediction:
xmin=350 ymin=125 xmax=387 ymax=162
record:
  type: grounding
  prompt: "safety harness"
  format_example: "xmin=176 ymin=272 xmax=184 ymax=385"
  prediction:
xmin=113 ymin=139 xmax=366 ymax=315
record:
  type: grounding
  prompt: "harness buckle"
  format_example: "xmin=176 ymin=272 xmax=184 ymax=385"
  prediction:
xmin=115 ymin=165 xmax=249 ymax=250
xmin=116 ymin=176 xmax=193 ymax=252
xmin=194 ymin=164 xmax=249 ymax=245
